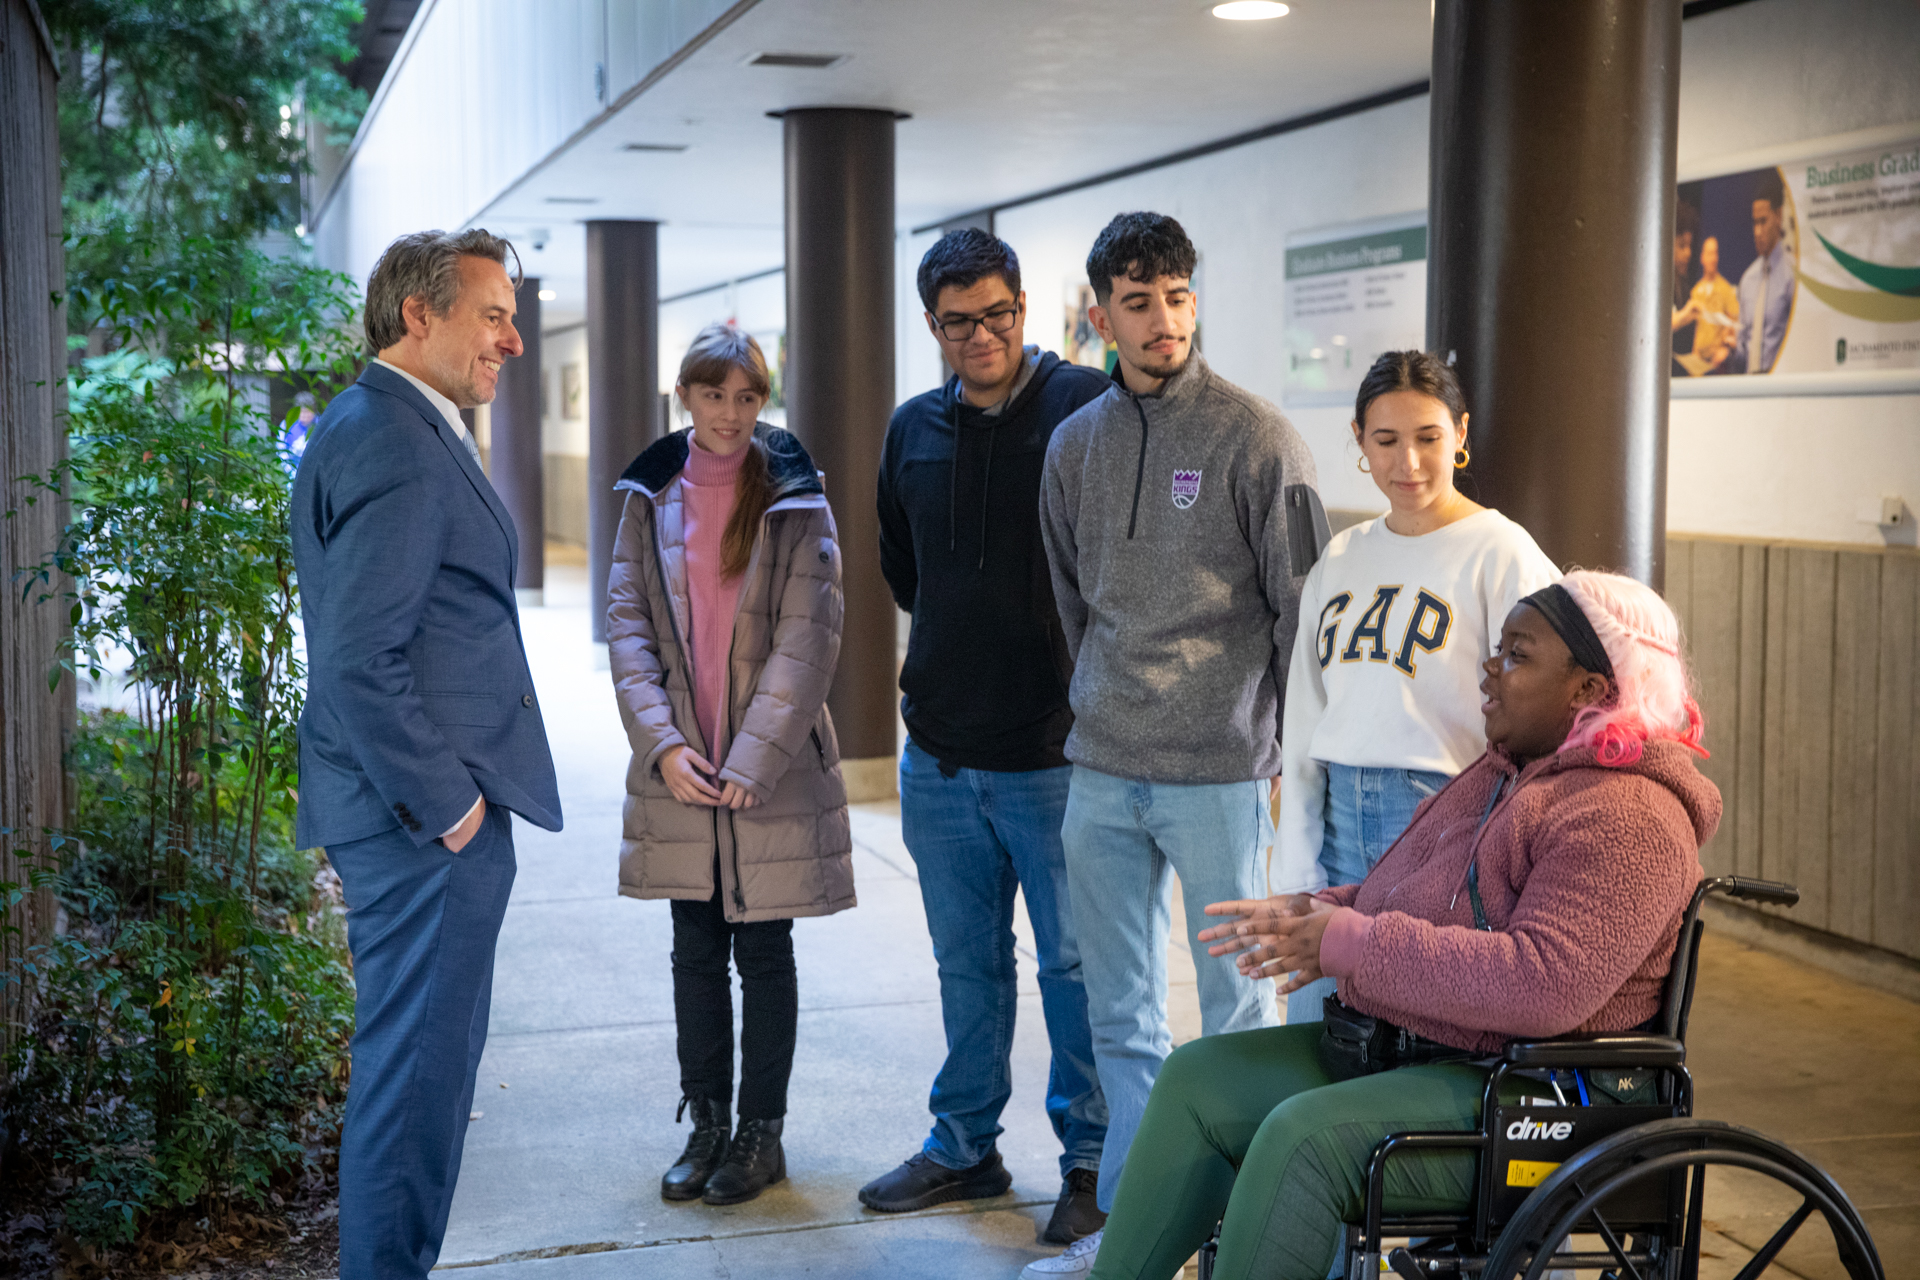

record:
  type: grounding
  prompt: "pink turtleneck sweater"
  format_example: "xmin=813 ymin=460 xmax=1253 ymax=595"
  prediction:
xmin=683 ymin=439 xmax=748 ymax=758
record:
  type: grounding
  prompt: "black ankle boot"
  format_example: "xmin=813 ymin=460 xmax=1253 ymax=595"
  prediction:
xmin=661 ymin=1096 xmax=730 ymax=1201
xmin=702 ymin=1116 xmax=786 ymax=1205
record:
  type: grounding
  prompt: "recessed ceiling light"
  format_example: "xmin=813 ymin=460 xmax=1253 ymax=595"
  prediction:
xmin=623 ymin=142 xmax=689 ymax=152
xmin=1212 ymin=1 xmax=1289 ymax=18
xmin=748 ymin=52 xmax=846 ymax=68
xmin=537 ymin=289 xmax=557 ymax=301
xmin=543 ymin=196 xmax=599 ymax=204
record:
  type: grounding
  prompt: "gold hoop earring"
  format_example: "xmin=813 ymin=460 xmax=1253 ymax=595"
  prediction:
xmin=1454 ymin=444 xmax=1471 ymax=470
xmin=1356 ymin=456 xmax=1371 ymax=474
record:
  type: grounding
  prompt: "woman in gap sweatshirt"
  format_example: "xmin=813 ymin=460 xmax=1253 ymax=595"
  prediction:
xmin=1276 ymin=350 xmax=1558 ymax=1022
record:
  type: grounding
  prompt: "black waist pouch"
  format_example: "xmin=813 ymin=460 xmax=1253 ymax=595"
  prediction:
xmin=1317 ymin=996 xmax=1477 ymax=1082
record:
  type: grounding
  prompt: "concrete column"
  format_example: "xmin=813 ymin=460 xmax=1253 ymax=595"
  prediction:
xmin=586 ymin=221 xmax=660 ymax=645
xmin=1427 ymin=0 xmax=1680 ymax=586
xmin=783 ymin=108 xmax=897 ymax=800
xmin=494 ymin=275 xmax=545 ymax=605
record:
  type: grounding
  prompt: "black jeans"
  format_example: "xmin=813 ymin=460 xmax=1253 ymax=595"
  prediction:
xmin=670 ymin=885 xmax=797 ymax=1120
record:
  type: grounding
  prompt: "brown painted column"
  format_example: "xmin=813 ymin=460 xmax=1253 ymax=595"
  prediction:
xmin=586 ymin=221 xmax=660 ymax=644
xmin=494 ymin=274 xmax=545 ymax=604
xmin=1427 ymin=0 xmax=1680 ymax=586
xmin=783 ymin=108 xmax=897 ymax=797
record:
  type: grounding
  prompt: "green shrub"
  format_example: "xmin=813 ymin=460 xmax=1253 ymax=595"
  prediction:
xmin=3 ymin=236 xmax=362 ymax=1249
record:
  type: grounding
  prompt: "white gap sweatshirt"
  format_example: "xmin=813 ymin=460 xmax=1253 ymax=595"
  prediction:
xmin=1274 ymin=508 xmax=1558 ymax=894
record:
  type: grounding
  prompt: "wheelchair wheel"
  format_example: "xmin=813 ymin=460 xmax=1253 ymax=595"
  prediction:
xmin=1481 ymin=1118 xmax=1883 ymax=1280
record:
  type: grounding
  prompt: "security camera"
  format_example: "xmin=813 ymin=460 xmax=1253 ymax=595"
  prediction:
xmin=530 ymin=228 xmax=551 ymax=252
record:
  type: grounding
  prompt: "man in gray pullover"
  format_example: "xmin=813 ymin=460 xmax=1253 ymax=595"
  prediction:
xmin=1035 ymin=213 xmax=1327 ymax=1259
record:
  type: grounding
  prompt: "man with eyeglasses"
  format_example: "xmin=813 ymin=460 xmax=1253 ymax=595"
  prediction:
xmin=862 ymin=228 xmax=1110 ymax=1247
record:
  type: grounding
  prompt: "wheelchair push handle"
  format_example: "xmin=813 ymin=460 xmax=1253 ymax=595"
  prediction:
xmin=1715 ymin=875 xmax=1800 ymax=908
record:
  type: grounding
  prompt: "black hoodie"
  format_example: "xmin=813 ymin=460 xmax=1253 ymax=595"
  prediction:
xmin=877 ymin=349 xmax=1110 ymax=772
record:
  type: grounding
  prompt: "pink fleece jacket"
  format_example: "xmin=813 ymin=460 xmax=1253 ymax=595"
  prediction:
xmin=682 ymin=440 xmax=747 ymax=757
xmin=1314 ymin=739 xmax=1718 ymax=1054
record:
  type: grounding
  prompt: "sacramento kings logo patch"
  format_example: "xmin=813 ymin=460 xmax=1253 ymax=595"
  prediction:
xmin=1171 ymin=469 xmax=1202 ymax=509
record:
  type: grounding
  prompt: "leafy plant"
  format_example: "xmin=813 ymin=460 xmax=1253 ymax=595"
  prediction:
xmin=4 ymin=238 xmax=363 ymax=1248
xmin=43 ymin=0 xmax=367 ymax=255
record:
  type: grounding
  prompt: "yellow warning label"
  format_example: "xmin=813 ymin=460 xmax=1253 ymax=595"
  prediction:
xmin=1506 ymin=1159 xmax=1561 ymax=1188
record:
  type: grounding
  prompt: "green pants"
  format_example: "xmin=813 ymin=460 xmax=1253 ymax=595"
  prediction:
xmin=1088 ymin=1024 xmax=1485 ymax=1280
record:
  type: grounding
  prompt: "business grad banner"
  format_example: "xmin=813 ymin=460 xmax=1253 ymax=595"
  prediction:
xmin=1672 ymin=131 xmax=1920 ymax=384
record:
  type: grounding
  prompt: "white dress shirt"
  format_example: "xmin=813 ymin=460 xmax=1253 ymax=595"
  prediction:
xmin=372 ymin=358 xmax=486 ymax=840
xmin=374 ymin=358 xmax=478 ymax=449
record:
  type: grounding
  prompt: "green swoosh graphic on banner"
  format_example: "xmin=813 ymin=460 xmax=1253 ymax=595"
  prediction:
xmin=1796 ymin=271 xmax=1920 ymax=323
xmin=1814 ymin=230 xmax=1920 ymax=297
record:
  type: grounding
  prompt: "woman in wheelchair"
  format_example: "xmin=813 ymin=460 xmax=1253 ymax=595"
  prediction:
xmin=1084 ymin=570 xmax=1720 ymax=1280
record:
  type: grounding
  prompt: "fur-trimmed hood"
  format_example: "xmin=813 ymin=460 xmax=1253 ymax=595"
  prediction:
xmin=615 ymin=423 xmax=823 ymax=501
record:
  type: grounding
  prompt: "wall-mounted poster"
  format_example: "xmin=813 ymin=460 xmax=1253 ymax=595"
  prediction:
xmin=1282 ymin=214 xmax=1426 ymax=408
xmin=1672 ymin=130 xmax=1920 ymax=385
xmin=561 ymin=362 xmax=584 ymax=419
xmin=1064 ymin=281 xmax=1116 ymax=373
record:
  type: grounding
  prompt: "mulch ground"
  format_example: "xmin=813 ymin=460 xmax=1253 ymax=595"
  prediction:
xmin=0 ymin=1190 xmax=340 ymax=1280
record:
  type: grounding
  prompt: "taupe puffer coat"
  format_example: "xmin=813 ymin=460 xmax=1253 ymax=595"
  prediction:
xmin=607 ymin=425 xmax=854 ymax=923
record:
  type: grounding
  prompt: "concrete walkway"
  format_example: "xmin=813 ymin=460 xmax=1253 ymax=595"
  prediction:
xmin=435 ymin=559 xmax=1207 ymax=1278
xmin=434 ymin=556 xmax=1918 ymax=1279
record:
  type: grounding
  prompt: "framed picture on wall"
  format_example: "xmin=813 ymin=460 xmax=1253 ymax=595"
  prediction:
xmin=1671 ymin=129 xmax=1920 ymax=388
xmin=1281 ymin=212 xmax=1427 ymax=409
xmin=562 ymin=363 xmax=584 ymax=419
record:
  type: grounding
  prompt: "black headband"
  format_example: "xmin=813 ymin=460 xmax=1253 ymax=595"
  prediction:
xmin=1521 ymin=584 xmax=1616 ymax=682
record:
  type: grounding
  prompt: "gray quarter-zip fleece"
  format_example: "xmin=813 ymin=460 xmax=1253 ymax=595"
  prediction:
xmin=1039 ymin=350 xmax=1328 ymax=784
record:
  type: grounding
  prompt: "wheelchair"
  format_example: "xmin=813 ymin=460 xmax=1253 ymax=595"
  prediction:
xmin=1198 ymin=876 xmax=1887 ymax=1280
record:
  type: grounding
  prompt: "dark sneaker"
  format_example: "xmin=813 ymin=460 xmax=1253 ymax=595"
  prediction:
xmin=1042 ymin=1167 xmax=1105 ymax=1244
xmin=858 ymin=1149 xmax=1013 ymax=1212
xmin=702 ymin=1116 xmax=786 ymax=1205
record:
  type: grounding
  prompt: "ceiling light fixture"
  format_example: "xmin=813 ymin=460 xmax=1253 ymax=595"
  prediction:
xmin=748 ymin=51 xmax=846 ymax=68
xmin=1212 ymin=1 xmax=1290 ymax=18
xmin=623 ymin=142 xmax=689 ymax=152
xmin=537 ymin=289 xmax=557 ymax=301
xmin=543 ymin=196 xmax=599 ymax=205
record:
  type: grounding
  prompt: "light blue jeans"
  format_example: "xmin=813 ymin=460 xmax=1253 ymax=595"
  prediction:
xmin=1286 ymin=763 xmax=1450 ymax=1024
xmin=1061 ymin=766 xmax=1279 ymax=1212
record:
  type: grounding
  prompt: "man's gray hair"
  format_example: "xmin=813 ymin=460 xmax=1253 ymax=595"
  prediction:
xmin=364 ymin=229 xmax=522 ymax=353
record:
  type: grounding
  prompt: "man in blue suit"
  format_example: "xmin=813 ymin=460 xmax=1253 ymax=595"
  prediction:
xmin=292 ymin=228 xmax=563 ymax=1280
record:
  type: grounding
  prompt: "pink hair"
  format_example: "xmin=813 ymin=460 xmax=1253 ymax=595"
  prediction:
xmin=1556 ymin=570 xmax=1708 ymax=767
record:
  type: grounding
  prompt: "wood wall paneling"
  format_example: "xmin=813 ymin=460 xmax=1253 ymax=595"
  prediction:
xmin=1734 ymin=543 xmax=1768 ymax=879
xmin=1784 ymin=548 xmax=1837 ymax=931
xmin=1873 ymin=554 xmax=1918 ymax=958
xmin=1669 ymin=535 xmax=1920 ymax=964
xmin=1829 ymin=552 xmax=1880 ymax=943
xmin=1758 ymin=545 xmax=1791 ymax=909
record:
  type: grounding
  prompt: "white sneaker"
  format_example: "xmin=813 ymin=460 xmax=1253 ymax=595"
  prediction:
xmin=1020 ymin=1228 xmax=1102 ymax=1278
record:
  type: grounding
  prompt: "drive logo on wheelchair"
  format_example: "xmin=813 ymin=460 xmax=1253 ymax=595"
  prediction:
xmin=1504 ymin=1116 xmax=1573 ymax=1141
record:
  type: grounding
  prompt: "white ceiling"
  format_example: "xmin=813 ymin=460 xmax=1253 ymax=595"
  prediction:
xmin=477 ymin=0 xmax=1434 ymax=328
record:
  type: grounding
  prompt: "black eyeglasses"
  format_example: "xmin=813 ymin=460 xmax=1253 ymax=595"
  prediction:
xmin=933 ymin=307 xmax=1019 ymax=342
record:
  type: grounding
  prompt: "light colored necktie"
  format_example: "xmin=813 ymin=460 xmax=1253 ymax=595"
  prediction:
xmin=454 ymin=425 xmax=483 ymax=468
xmin=1748 ymin=253 xmax=1769 ymax=373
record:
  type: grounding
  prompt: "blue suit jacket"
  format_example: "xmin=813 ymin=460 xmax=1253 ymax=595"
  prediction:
xmin=291 ymin=364 xmax=563 ymax=849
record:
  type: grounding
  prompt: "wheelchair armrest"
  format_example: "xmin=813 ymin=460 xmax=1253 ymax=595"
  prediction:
xmin=1503 ymin=1032 xmax=1685 ymax=1068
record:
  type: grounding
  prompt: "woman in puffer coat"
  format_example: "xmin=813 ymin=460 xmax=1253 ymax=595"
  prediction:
xmin=607 ymin=322 xmax=853 ymax=1208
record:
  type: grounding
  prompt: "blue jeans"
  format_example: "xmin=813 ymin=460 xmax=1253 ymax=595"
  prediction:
xmin=329 ymin=805 xmax=516 ymax=1280
xmin=1061 ymin=766 xmax=1279 ymax=1212
xmin=899 ymin=741 xmax=1106 ymax=1177
xmin=1285 ymin=763 xmax=1449 ymax=1024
